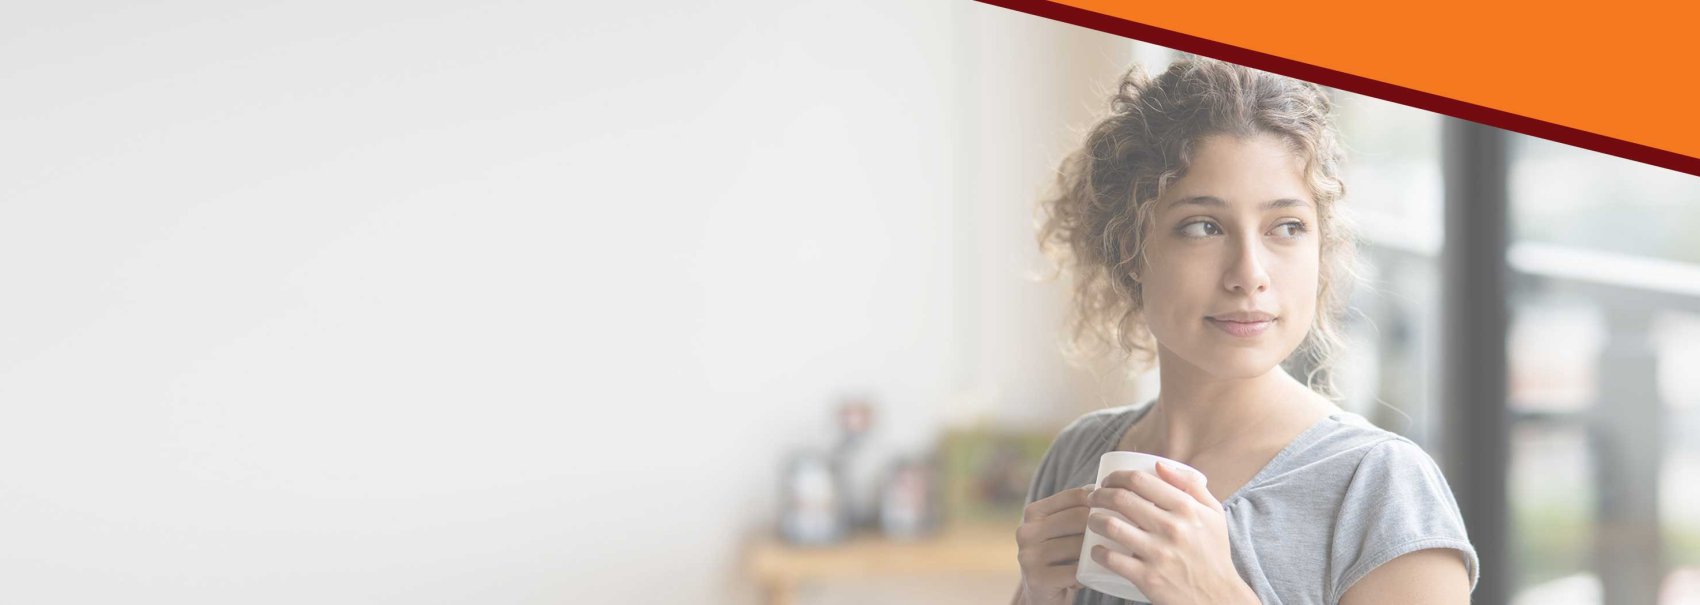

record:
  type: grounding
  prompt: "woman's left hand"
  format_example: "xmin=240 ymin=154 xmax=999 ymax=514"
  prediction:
xmin=1085 ymin=462 xmax=1258 ymax=605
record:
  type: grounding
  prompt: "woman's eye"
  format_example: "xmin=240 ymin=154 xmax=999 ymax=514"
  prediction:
xmin=1179 ymin=221 xmax=1221 ymax=238
xmin=1271 ymin=221 xmax=1307 ymax=239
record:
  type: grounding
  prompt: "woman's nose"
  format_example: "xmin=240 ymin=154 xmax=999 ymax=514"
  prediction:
xmin=1223 ymin=237 xmax=1271 ymax=294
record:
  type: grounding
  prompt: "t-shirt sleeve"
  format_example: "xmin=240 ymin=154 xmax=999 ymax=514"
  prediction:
xmin=1327 ymin=438 xmax=1480 ymax=604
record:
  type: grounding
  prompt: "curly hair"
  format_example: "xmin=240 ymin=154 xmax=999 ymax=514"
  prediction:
xmin=1035 ymin=54 xmax=1358 ymax=399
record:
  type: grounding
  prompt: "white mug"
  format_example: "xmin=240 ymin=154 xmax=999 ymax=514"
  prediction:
xmin=1076 ymin=451 xmax=1207 ymax=602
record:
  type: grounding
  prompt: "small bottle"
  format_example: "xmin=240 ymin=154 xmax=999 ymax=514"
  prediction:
xmin=779 ymin=449 xmax=847 ymax=546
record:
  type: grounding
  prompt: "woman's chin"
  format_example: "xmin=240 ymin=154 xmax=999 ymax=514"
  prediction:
xmin=1175 ymin=347 xmax=1288 ymax=380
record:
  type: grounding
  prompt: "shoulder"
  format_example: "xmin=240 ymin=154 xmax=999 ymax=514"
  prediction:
xmin=1236 ymin=412 xmax=1438 ymax=517
xmin=1353 ymin=434 xmax=1447 ymax=477
xmin=1329 ymin=426 xmax=1465 ymax=530
xmin=1324 ymin=428 xmax=1479 ymax=604
xmin=1282 ymin=408 xmax=1423 ymax=474
xmin=1023 ymin=403 xmax=1144 ymax=504
xmin=1336 ymin=430 xmax=1457 ymax=502
xmin=1054 ymin=404 xmax=1136 ymax=451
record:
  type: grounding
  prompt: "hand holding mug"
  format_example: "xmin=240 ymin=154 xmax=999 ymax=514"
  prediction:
xmin=1085 ymin=459 xmax=1254 ymax=604
xmin=1015 ymin=483 xmax=1094 ymax=605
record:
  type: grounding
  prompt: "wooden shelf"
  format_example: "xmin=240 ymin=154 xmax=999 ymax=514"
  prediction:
xmin=747 ymin=523 xmax=1019 ymax=604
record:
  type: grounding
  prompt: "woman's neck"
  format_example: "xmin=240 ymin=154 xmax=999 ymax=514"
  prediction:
xmin=1138 ymin=348 xmax=1321 ymax=463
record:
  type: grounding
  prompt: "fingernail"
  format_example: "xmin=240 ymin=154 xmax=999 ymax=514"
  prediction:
xmin=1161 ymin=462 xmax=1192 ymax=482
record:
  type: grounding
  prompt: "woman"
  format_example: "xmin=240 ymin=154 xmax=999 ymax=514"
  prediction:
xmin=1013 ymin=56 xmax=1479 ymax=605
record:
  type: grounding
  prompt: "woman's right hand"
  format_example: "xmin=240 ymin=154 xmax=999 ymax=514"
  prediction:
xmin=1015 ymin=483 xmax=1095 ymax=605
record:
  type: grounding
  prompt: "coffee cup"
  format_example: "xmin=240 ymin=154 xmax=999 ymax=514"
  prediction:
xmin=1076 ymin=451 xmax=1207 ymax=602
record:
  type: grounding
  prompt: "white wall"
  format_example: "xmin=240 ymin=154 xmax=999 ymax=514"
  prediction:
xmin=0 ymin=1 xmax=1132 ymax=602
xmin=954 ymin=3 xmax=1137 ymax=427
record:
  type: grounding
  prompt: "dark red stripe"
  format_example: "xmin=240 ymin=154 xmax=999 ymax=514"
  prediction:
xmin=974 ymin=0 xmax=1700 ymax=178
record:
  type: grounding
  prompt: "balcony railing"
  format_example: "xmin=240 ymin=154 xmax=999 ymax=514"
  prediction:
xmin=1355 ymin=234 xmax=1700 ymax=605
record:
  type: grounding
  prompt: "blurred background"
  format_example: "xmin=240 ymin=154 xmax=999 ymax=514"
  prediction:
xmin=2 ymin=1 xmax=1697 ymax=604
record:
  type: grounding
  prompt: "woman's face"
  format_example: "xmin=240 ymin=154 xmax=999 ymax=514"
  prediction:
xmin=1139 ymin=132 xmax=1321 ymax=380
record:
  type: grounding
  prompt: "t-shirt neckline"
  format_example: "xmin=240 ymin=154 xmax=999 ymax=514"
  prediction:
xmin=1101 ymin=399 xmax=1344 ymax=506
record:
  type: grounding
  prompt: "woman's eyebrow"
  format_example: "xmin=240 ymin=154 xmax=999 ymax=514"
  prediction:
xmin=1167 ymin=195 xmax=1312 ymax=211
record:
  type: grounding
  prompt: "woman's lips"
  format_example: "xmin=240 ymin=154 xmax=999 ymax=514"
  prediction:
xmin=1207 ymin=317 xmax=1274 ymax=338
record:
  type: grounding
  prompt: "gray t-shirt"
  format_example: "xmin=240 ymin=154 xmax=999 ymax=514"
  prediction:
xmin=1025 ymin=400 xmax=1480 ymax=605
